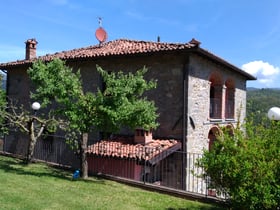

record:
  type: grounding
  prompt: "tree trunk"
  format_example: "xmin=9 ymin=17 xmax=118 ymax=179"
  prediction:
xmin=25 ymin=118 xmax=45 ymax=164
xmin=26 ymin=120 xmax=36 ymax=164
xmin=80 ymin=132 xmax=88 ymax=179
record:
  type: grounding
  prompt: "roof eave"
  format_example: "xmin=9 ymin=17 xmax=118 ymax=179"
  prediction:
xmin=0 ymin=60 xmax=33 ymax=70
xmin=193 ymin=47 xmax=256 ymax=81
xmin=148 ymin=142 xmax=182 ymax=165
xmin=0 ymin=39 xmax=257 ymax=81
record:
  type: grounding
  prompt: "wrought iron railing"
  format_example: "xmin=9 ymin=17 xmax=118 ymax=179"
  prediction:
xmin=2 ymin=134 xmax=226 ymax=199
xmin=210 ymin=98 xmax=222 ymax=119
xmin=225 ymin=100 xmax=234 ymax=119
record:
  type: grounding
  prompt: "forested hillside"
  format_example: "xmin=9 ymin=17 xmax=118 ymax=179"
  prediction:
xmin=246 ymin=88 xmax=280 ymax=123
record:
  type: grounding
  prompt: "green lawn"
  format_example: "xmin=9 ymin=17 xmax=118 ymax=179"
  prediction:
xmin=0 ymin=155 xmax=225 ymax=210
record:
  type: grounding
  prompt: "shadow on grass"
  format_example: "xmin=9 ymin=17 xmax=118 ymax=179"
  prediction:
xmin=166 ymin=206 xmax=225 ymax=210
xmin=0 ymin=154 xmax=105 ymax=185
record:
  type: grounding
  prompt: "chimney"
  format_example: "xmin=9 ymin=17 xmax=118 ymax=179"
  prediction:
xmin=25 ymin=38 xmax=38 ymax=60
xmin=134 ymin=128 xmax=153 ymax=145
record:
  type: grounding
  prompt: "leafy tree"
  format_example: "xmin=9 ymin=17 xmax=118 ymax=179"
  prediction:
xmin=28 ymin=59 xmax=95 ymax=178
xmin=0 ymin=74 xmax=7 ymax=135
xmin=247 ymin=88 xmax=280 ymax=124
xmin=0 ymin=74 xmax=57 ymax=164
xmin=197 ymin=120 xmax=280 ymax=209
xmin=27 ymin=59 xmax=158 ymax=178
xmin=4 ymin=102 xmax=57 ymax=164
xmin=94 ymin=65 xmax=158 ymax=133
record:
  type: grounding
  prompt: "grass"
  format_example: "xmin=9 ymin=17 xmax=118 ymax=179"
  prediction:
xmin=0 ymin=155 xmax=225 ymax=210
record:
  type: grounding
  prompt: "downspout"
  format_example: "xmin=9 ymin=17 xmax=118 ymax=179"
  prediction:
xmin=182 ymin=55 xmax=189 ymax=190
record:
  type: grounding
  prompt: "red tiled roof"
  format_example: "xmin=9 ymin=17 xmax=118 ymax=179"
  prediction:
xmin=0 ymin=38 xmax=256 ymax=80
xmin=86 ymin=139 xmax=181 ymax=164
xmin=0 ymin=39 xmax=196 ymax=68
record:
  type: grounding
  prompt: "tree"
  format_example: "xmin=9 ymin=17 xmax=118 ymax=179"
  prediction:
xmin=94 ymin=65 xmax=158 ymax=133
xmin=28 ymin=59 xmax=94 ymax=178
xmin=3 ymin=101 xmax=57 ymax=164
xmin=27 ymin=59 xmax=158 ymax=178
xmin=197 ymin=120 xmax=280 ymax=209
xmin=0 ymin=74 xmax=7 ymax=135
xmin=247 ymin=88 xmax=280 ymax=124
xmin=0 ymin=74 xmax=57 ymax=164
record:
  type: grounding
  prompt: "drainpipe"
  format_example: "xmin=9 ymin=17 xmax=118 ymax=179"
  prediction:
xmin=182 ymin=56 xmax=189 ymax=190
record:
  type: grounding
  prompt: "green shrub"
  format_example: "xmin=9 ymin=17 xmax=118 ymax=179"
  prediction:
xmin=197 ymin=120 xmax=280 ymax=209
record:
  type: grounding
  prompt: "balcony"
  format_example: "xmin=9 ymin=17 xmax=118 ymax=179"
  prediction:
xmin=225 ymin=100 xmax=234 ymax=119
xmin=210 ymin=98 xmax=222 ymax=119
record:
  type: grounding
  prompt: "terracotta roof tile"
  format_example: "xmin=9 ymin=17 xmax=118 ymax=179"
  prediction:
xmin=0 ymin=39 xmax=195 ymax=68
xmin=0 ymin=38 xmax=256 ymax=80
xmin=86 ymin=138 xmax=181 ymax=163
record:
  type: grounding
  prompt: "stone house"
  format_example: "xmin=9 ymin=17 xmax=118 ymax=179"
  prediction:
xmin=0 ymin=38 xmax=255 ymax=190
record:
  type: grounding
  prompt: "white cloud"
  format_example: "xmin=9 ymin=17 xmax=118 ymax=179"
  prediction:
xmin=242 ymin=61 xmax=280 ymax=86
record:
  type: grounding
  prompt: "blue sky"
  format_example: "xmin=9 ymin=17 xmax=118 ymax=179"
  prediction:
xmin=1 ymin=0 xmax=280 ymax=88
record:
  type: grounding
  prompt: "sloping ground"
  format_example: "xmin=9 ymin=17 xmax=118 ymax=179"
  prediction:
xmin=0 ymin=154 xmax=225 ymax=210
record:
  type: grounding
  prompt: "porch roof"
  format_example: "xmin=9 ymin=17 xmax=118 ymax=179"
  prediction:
xmin=86 ymin=138 xmax=181 ymax=165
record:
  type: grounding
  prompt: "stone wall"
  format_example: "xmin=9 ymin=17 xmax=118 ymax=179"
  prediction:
xmin=6 ymin=51 xmax=248 ymax=157
xmin=69 ymin=53 xmax=187 ymax=139
xmin=186 ymin=54 xmax=247 ymax=154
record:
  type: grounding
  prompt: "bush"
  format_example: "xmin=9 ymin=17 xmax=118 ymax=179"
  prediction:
xmin=197 ymin=120 xmax=280 ymax=209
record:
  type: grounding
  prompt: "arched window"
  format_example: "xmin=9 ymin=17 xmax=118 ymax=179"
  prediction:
xmin=208 ymin=126 xmax=221 ymax=150
xmin=225 ymin=124 xmax=234 ymax=136
xmin=208 ymin=125 xmax=234 ymax=150
xmin=209 ymin=72 xmax=223 ymax=119
xmin=225 ymin=79 xmax=235 ymax=119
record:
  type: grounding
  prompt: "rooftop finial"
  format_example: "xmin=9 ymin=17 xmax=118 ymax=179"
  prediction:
xmin=189 ymin=38 xmax=201 ymax=47
xmin=157 ymin=36 xmax=160 ymax=42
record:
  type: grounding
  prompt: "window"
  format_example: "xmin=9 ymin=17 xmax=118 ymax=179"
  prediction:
xmin=225 ymin=79 xmax=235 ymax=119
xmin=209 ymin=72 xmax=223 ymax=119
xmin=209 ymin=73 xmax=236 ymax=120
xmin=208 ymin=127 xmax=220 ymax=150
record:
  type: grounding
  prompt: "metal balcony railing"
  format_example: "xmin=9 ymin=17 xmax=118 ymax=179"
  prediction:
xmin=225 ymin=100 xmax=234 ymax=119
xmin=210 ymin=98 xmax=222 ymax=119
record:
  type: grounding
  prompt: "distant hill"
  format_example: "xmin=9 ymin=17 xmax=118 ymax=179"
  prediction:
xmin=247 ymin=87 xmax=259 ymax=91
xmin=247 ymin=87 xmax=280 ymax=91
xmin=246 ymin=88 xmax=280 ymax=123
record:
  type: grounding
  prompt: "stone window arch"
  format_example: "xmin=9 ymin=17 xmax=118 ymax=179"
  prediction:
xmin=208 ymin=125 xmax=234 ymax=150
xmin=225 ymin=78 xmax=235 ymax=119
xmin=208 ymin=126 xmax=221 ymax=150
xmin=209 ymin=72 xmax=223 ymax=119
xmin=225 ymin=124 xmax=234 ymax=136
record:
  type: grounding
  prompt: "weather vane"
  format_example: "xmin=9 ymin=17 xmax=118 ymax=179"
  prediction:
xmin=98 ymin=17 xmax=102 ymax=27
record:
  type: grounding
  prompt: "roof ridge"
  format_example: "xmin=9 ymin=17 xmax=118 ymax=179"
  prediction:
xmin=40 ymin=38 xmax=190 ymax=59
xmin=0 ymin=38 xmax=255 ymax=80
xmin=0 ymin=38 xmax=194 ymax=66
xmin=107 ymin=38 xmax=188 ymax=45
